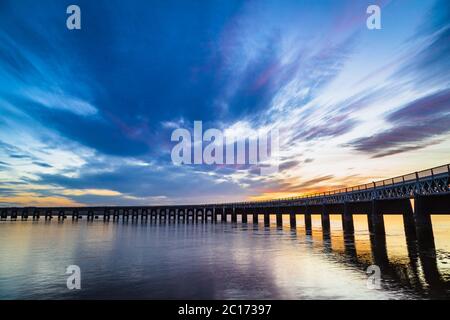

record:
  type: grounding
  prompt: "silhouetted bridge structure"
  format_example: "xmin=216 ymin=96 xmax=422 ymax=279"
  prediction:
xmin=1 ymin=164 xmax=450 ymax=245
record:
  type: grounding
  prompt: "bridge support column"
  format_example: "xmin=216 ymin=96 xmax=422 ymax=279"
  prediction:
xmin=177 ymin=209 xmax=184 ymax=222
xmin=133 ymin=209 xmax=140 ymax=220
xmin=304 ymin=207 xmax=312 ymax=233
xmin=321 ymin=205 xmax=330 ymax=234
xmin=194 ymin=209 xmax=202 ymax=223
xmin=45 ymin=210 xmax=52 ymax=220
xmin=186 ymin=209 xmax=193 ymax=222
xmin=231 ymin=207 xmax=237 ymax=223
xmin=209 ymin=208 xmax=215 ymax=223
xmin=289 ymin=211 xmax=296 ymax=228
xmin=342 ymin=203 xmax=354 ymax=235
xmin=411 ymin=196 xmax=439 ymax=290
xmin=370 ymin=200 xmax=385 ymax=235
xmin=33 ymin=209 xmax=40 ymax=220
xmin=402 ymin=200 xmax=417 ymax=242
xmin=413 ymin=195 xmax=434 ymax=245
xmin=221 ymin=208 xmax=226 ymax=222
xmin=141 ymin=209 xmax=148 ymax=221
xmin=21 ymin=209 xmax=29 ymax=220
xmin=1 ymin=209 xmax=7 ymax=220
xmin=201 ymin=209 xmax=206 ymax=222
xmin=123 ymin=209 xmax=129 ymax=221
xmin=169 ymin=209 xmax=176 ymax=221
xmin=103 ymin=209 xmax=109 ymax=221
xmin=160 ymin=209 xmax=167 ymax=222
xmin=264 ymin=209 xmax=270 ymax=227
xmin=113 ymin=209 xmax=119 ymax=221
xmin=276 ymin=207 xmax=282 ymax=227
xmin=253 ymin=209 xmax=258 ymax=224
xmin=242 ymin=209 xmax=248 ymax=224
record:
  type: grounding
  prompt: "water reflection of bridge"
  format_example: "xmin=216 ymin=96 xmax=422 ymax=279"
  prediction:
xmin=299 ymin=224 xmax=450 ymax=299
xmin=1 ymin=164 xmax=449 ymax=297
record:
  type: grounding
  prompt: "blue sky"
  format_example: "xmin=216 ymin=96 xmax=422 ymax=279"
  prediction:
xmin=0 ymin=0 xmax=449 ymax=206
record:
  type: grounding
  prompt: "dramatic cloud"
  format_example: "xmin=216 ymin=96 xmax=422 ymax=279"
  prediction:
xmin=349 ymin=89 xmax=450 ymax=157
xmin=0 ymin=0 xmax=449 ymax=206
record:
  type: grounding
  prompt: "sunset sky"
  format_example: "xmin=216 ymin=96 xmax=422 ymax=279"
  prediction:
xmin=0 ymin=0 xmax=449 ymax=207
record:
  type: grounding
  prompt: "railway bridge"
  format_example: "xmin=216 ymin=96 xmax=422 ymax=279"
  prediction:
xmin=1 ymin=164 xmax=449 ymax=245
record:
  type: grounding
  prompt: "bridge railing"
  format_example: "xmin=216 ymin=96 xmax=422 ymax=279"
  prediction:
xmin=227 ymin=163 xmax=450 ymax=206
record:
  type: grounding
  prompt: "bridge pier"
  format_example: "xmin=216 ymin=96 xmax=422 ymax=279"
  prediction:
xmin=206 ymin=208 xmax=214 ymax=222
xmin=103 ymin=209 xmax=110 ymax=221
xmin=370 ymin=200 xmax=385 ymax=235
xmin=186 ymin=208 xmax=193 ymax=222
xmin=276 ymin=207 xmax=282 ymax=227
xmin=242 ymin=208 xmax=248 ymax=224
xmin=33 ymin=209 xmax=40 ymax=220
xmin=290 ymin=211 xmax=296 ymax=228
xmin=177 ymin=209 xmax=185 ymax=221
xmin=21 ymin=209 xmax=28 ymax=220
xmin=150 ymin=209 xmax=156 ymax=220
xmin=193 ymin=209 xmax=198 ymax=222
xmin=131 ymin=209 xmax=138 ymax=220
xmin=58 ymin=210 xmax=65 ymax=220
xmin=253 ymin=209 xmax=258 ymax=224
xmin=11 ymin=209 xmax=18 ymax=220
xmin=112 ymin=209 xmax=119 ymax=221
xmin=321 ymin=205 xmax=330 ymax=234
xmin=195 ymin=209 xmax=203 ymax=223
xmin=169 ymin=208 xmax=176 ymax=221
xmin=342 ymin=203 xmax=354 ymax=235
xmin=88 ymin=210 xmax=95 ymax=221
xmin=1 ymin=209 xmax=7 ymax=220
xmin=45 ymin=210 xmax=52 ymax=220
xmin=304 ymin=207 xmax=312 ymax=233
xmin=413 ymin=195 xmax=435 ymax=245
xmin=160 ymin=209 xmax=167 ymax=222
xmin=122 ymin=209 xmax=129 ymax=221
xmin=402 ymin=200 xmax=417 ymax=242
xmin=264 ymin=210 xmax=270 ymax=227
xmin=231 ymin=207 xmax=237 ymax=223
xmin=221 ymin=208 xmax=226 ymax=222
xmin=141 ymin=209 xmax=148 ymax=220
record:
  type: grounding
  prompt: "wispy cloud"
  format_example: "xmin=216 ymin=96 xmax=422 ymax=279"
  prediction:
xmin=0 ymin=0 xmax=449 ymax=206
xmin=348 ymin=89 xmax=450 ymax=157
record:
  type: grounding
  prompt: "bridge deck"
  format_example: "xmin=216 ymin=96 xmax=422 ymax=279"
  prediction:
xmin=1 ymin=164 xmax=449 ymax=248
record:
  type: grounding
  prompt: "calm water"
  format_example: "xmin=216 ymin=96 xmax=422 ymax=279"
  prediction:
xmin=0 ymin=215 xmax=449 ymax=299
